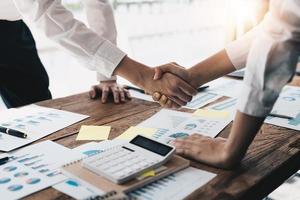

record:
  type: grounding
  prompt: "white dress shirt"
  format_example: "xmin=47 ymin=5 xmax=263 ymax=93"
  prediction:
xmin=1 ymin=0 xmax=125 ymax=81
xmin=225 ymin=0 xmax=300 ymax=117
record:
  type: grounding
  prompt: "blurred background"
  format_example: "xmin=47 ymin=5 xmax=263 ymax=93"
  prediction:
xmin=0 ymin=0 xmax=267 ymax=106
xmin=4 ymin=0 xmax=267 ymax=101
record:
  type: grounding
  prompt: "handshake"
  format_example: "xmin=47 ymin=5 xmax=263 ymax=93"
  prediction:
xmin=147 ymin=62 xmax=200 ymax=109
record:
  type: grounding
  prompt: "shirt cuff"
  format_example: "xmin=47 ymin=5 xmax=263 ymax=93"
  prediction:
xmin=237 ymin=82 xmax=279 ymax=117
xmin=97 ymin=73 xmax=117 ymax=82
xmin=89 ymin=40 xmax=126 ymax=77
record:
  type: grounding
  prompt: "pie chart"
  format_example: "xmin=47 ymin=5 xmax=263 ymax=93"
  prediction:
xmin=26 ymin=178 xmax=41 ymax=185
xmin=0 ymin=177 xmax=11 ymax=184
xmin=14 ymin=172 xmax=29 ymax=178
xmin=8 ymin=184 xmax=23 ymax=191
xmin=3 ymin=166 xmax=17 ymax=172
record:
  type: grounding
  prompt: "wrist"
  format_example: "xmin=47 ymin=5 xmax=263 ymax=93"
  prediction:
xmin=187 ymin=68 xmax=206 ymax=88
xmin=113 ymin=56 xmax=152 ymax=88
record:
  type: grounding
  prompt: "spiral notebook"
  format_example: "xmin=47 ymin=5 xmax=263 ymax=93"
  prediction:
xmin=60 ymin=155 xmax=190 ymax=193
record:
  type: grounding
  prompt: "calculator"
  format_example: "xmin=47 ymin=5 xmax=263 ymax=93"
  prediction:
xmin=82 ymin=135 xmax=175 ymax=184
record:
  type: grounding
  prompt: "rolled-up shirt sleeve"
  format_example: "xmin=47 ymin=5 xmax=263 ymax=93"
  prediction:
xmin=13 ymin=0 xmax=126 ymax=78
xmin=84 ymin=0 xmax=118 ymax=81
xmin=237 ymin=0 xmax=300 ymax=117
xmin=225 ymin=25 xmax=261 ymax=70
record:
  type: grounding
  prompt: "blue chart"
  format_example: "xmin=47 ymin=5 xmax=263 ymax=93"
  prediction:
xmin=14 ymin=172 xmax=29 ymax=178
xmin=3 ymin=166 xmax=17 ymax=172
xmin=152 ymin=129 xmax=169 ymax=140
xmin=26 ymin=178 xmax=41 ymax=185
xmin=8 ymin=185 xmax=23 ymax=192
xmin=0 ymin=177 xmax=11 ymax=184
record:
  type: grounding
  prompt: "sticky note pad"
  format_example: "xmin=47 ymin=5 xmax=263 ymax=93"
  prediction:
xmin=76 ymin=125 xmax=111 ymax=141
xmin=115 ymin=126 xmax=157 ymax=141
xmin=193 ymin=109 xmax=229 ymax=119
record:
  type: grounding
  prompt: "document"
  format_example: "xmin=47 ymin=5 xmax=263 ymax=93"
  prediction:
xmin=193 ymin=109 xmax=229 ymax=119
xmin=129 ymin=90 xmax=155 ymax=102
xmin=1 ymin=141 xmax=81 ymax=200
xmin=139 ymin=109 xmax=231 ymax=144
xmin=139 ymin=109 xmax=191 ymax=130
xmin=114 ymin=126 xmax=157 ymax=141
xmin=0 ymin=105 xmax=89 ymax=151
xmin=76 ymin=126 xmax=111 ymax=141
xmin=53 ymin=178 xmax=105 ymax=200
xmin=184 ymin=92 xmax=222 ymax=109
xmin=207 ymin=78 xmax=243 ymax=98
xmin=128 ymin=167 xmax=216 ymax=200
xmin=268 ymin=171 xmax=300 ymax=200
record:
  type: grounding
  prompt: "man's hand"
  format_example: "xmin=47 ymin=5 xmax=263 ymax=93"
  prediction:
xmin=144 ymin=72 xmax=197 ymax=108
xmin=89 ymin=81 xmax=131 ymax=103
xmin=112 ymin=56 xmax=197 ymax=108
xmin=152 ymin=62 xmax=195 ymax=108
xmin=171 ymin=134 xmax=232 ymax=168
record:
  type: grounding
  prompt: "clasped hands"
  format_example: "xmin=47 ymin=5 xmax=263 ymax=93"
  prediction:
xmin=151 ymin=62 xmax=197 ymax=108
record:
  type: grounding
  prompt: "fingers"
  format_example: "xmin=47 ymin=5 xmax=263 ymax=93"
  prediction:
xmin=153 ymin=67 xmax=163 ymax=80
xmin=112 ymin=87 xmax=120 ymax=103
xmin=124 ymin=89 xmax=131 ymax=100
xmin=179 ymin=81 xmax=197 ymax=96
xmin=89 ymin=85 xmax=100 ymax=99
xmin=101 ymin=87 xmax=109 ymax=103
xmin=152 ymin=92 xmax=162 ymax=101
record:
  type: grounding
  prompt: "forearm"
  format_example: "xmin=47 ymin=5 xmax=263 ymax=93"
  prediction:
xmin=188 ymin=49 xmax=236 ymax=87
xmin=223 ymin=111 xmax=265 ymax=167
xmin=113 ymin=56 xmax=153 ymax=88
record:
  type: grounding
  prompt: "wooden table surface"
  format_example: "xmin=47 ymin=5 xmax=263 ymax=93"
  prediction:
xmin=24 ymin=76 xmax=300 ymax=200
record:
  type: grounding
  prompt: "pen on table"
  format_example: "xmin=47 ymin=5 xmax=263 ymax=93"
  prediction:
xmin=268 ymin=113 xmax=293 ymax=120
xmin=0 ymin=156 xmax=14 ymax=166
xmin=125 ymin=85 xmax=210 ymax=94
xmin=0 ymin=126 xmax=27 ymax=139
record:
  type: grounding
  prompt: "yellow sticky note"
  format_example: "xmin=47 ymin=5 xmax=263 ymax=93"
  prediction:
xmin=76 ymin=125 xmax=111 ymax=141
xmin=193 ymin=109 xmax=229 ymax=119
xmin=140 ymin=170 xmax=156 ymax=178
xmin=115 ymin=126 xmax=157 ymax=141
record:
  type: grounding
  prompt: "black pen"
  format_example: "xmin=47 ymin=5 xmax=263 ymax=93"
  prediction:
xmin=125 ymin=85 xmax=210 ymax=94
xmin=268 ymin=113 xmax=293 ymax=120
xmin=0 ymin=126 xmax=27 ymax=139
xmin=197 ymin=85 xmax=209 ymax=92
xmin=0 ymin=157 xmax=13 ymax=166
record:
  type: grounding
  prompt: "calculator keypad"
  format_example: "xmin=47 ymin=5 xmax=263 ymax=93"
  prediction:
xmin=83 ymin=146 xmax=158 ymax=181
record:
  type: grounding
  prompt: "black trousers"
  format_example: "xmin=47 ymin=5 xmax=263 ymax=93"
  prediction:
xmin=0 ymin=20 xmax=52 ymax=108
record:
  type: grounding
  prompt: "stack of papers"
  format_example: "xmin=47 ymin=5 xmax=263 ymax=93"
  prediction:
xmin=0 ymin=105 xmax=89 ymax=151
xmin=0 ymin=141 xmax=82 ymax=200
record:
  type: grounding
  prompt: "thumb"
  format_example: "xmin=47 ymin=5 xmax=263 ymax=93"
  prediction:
xmin=153 ymin=67 xmax=164 ymax=80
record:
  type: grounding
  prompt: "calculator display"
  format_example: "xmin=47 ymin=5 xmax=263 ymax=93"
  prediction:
xmin=130 ymin=135 xmax=173 ymax=156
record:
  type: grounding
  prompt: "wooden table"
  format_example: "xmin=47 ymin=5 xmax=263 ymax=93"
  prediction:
xmin=24 ymin=76 xmax=300 ymax=200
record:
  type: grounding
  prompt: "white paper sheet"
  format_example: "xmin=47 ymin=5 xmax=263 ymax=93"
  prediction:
xmin=207 ymin=78 xmax=243 ymax=98
xmin=184 ymin=92 xmax=222 ymax=109
xmin=268 ymin=171 xmax=300 ymax=200
xmin=129 ymin=90 xmax=155 ymax=102
xmin=1 ymin=141 xmax=82 ymax=200
xmin=0 ymin=105 xmax=89 ymax=151
xmin=128 ymin=167 xmax=216 ymax=200
xmin=139 ymin=109 xmax=231 ymax=144
xmin=53 ymin=178 xmax=105 ymax=200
